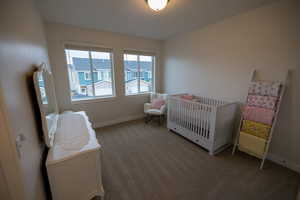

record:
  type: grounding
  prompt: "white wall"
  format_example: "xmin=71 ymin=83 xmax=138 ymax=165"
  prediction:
xmin=45 ymin=23 xmax=162 ymax=127
xmin=163 ymin=0 xmax=300 ymax=171
xmin=0 ymin=164 xmax=11 ymax=200
xmin=0 ymin=0 xmax=50 ymax=199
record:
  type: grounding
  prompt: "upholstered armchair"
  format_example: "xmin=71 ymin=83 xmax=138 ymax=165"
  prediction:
xmin=144 ymin=93 xmax=168 ymax=124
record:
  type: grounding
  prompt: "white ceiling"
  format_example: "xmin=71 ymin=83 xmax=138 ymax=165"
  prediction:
xmin=37 ymin=0 xmax=278 ymax=40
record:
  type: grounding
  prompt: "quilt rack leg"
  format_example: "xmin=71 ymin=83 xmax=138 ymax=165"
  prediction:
xmin=232 ymin=117 xmax=243 ymax=155
xmin=232 ymin=134 xmax=239 ymax=155
xmin=260 ymin=158 xmax=266 ymax=170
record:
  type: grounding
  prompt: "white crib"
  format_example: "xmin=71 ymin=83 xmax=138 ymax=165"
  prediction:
xmin=167 ymin=94 xmax=236 ymax=155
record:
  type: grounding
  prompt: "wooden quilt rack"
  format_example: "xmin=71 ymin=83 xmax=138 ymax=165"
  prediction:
xmin=232 ymin=69 xmax=290 ymax=170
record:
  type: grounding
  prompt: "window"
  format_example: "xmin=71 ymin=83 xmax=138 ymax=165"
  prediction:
xmin=85 ymin=72 xmax=91 ymax=80
xmin=65 ymin=45 xmax=115 ymax=101
xmin=124 ymin=53 xmax=155 ymax=95
xmin=81 ymin=87 xmax=87 ymax=94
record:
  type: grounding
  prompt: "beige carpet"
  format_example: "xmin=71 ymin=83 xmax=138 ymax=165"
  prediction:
xmin=96 ymin=120 xmax=299 ymax=200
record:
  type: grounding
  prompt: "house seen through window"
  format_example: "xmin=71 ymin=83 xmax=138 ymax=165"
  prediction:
xmin=124 ymin=53 xmax=154 ymax=95
xmin=65 ymin=46 xmax=114 ymax=101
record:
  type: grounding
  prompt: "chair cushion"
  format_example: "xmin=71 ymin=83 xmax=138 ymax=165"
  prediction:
xmin=151 ymin=99 xmax=165 ymax=109
xmin=146 ymin=109 xmax=163 ymax=115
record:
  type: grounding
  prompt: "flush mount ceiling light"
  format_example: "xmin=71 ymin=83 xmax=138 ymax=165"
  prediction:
xmin=146 ymin=0 xmax=170 ymax=11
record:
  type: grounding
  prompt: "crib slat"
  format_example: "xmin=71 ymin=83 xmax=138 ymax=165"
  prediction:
xmin=207 ymin=106 xmax=211 ymax=139
xmin=186 ymin=102 xmax=189 ymax=129
xmin=184 ymin=101 xmax=186 ymax=128
xmin=183 ymin=101 xmax=186 ymax=128
xmin=178 ymin=99 xmax=180 ymax=125
xmin=172 ymin=99 xmax=175 ymax=123
xmin=195 ymin=104 xmax=199 ymax=135
xmin=198 ymin=104 xmax=202 ymax=135
xmin=189 ymin=102 xmax=192 ymax=131
xmin=188 ymin=102 xmax=190 ymax=129
xmin=194 ymin=103 xmax=197 ymax=132
xmin=189 ymin=103 xmax=192 ymax=130
xmin=177 ymin=99 xmax=180 ymax=124
xmin=205 ymin=106 xmax=209 ymax=139
xmin=178 ymin=99 xmax=181 ymax=125
xmin=174 ymin=99 xmax=177 ymax=123
xmin=181 ymin=101 xmax=184 ymax=127
xmin=183 ymin=101 xmax=185 ymax=127
xmin=170 ymin=99 xmax=172 ymax=122
xmin=201 ymin=105 xmax=205 ymax=138
xmin=199 ymin=104 xmax=202 ymax=135
xmin=176 ymin=98 xmax=179 ymax=124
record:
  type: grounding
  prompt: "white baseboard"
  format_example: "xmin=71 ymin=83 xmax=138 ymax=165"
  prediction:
xmin=93 ymin=114 xmax=145 ymax=129
xmin=267 ymin=153 xmax=300 ymax=173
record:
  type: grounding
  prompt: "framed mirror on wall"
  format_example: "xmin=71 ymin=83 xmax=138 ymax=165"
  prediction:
xmin=33 ymin=63 xmax=59 ymax=148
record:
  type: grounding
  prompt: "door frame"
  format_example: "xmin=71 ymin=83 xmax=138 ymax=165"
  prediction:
xmin=0 ymin=86 xmax=26 ymax=200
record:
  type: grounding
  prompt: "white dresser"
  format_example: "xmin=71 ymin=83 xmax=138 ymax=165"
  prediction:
xmin=33 ymin=65 xmax=104 ymax=200
xmin=46 ymin=111 xmax=104 ymax=200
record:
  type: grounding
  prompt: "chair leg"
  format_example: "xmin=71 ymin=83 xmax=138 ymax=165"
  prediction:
xmin=145 ymin=114 xmax=149 ymax=123
xmin=159 ymin=115 xmax=163 ymax=125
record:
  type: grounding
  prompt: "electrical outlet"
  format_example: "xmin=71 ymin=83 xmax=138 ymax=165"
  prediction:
xmin=281 ymin=160 xmax=287 ymax=165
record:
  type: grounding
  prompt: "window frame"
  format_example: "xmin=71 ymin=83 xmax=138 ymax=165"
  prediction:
xmin=64 ymin=44 xmax=116 ymax=103
xmin=123 ymin=51 xmax=155 ymax=96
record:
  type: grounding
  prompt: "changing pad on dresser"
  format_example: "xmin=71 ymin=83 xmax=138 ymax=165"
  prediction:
xmin=46 ymin=111 xmax=100 ymax=165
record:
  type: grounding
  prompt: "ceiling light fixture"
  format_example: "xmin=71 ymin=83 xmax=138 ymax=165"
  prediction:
xmin=146 ymin=0 xmax=170 ymax=12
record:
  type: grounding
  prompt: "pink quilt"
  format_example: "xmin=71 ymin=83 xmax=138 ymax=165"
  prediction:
xmin=243 ymin=106 xmax=275 ymax=125
xmin=247 ymin=95 xmax=278 ymax=110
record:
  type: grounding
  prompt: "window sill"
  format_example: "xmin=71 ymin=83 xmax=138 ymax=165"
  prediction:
xmin=71 ymin=95 xmax=116 ymax=104
xmin=125 ymin=92 xmax=152 ymax=97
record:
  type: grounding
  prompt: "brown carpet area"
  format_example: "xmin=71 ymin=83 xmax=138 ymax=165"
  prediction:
xmin=96 ymin=120 xmax=299 ymax=200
